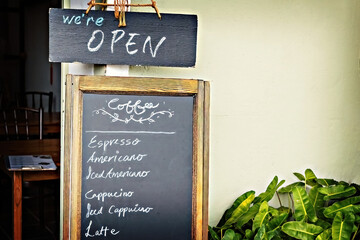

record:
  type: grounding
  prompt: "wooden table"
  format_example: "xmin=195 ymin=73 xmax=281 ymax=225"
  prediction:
xmin=42 ymin=112 xmax=61 ymax=135
xmin=0 ymin=139 xmax=60 ymax=240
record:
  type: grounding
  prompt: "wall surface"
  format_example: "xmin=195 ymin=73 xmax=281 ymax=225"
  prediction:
xmin=129 ymin=0 xmax=360 ymax=226
xmin=25 ymin=1 xmax=62 ymax=111
xmin=64 ymin=0 xmax=360 ymax=228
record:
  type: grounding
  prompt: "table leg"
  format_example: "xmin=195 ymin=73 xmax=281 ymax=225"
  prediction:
xmin=12 ymin=171 xmax=22 ymax=240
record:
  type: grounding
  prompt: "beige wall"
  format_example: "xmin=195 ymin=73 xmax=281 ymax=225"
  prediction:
xmin=130 ymin=0 xmax=360 ymax=226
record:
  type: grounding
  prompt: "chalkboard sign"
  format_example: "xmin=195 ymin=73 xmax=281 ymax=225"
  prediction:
xmin=49 ymin=9 xmax=197 ymax=67
xmin=63 ymin=76 xmax=209 ymax=240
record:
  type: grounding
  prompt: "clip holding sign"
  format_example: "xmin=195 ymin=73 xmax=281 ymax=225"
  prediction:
xmin=86 ymin=0 xmax=161 ymax=27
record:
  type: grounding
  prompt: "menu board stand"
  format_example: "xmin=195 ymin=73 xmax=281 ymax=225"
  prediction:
xmin=63 ymin=75 xmax=209 ymax=240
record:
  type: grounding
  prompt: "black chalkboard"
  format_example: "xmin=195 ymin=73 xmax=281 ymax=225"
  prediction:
xmin=81 ymin=94 xmax=194 ymax=239
xmin=64 ymin=76 xmax=209 ymax=240
xmin=49 ymin=8 xmax=197 ymax=67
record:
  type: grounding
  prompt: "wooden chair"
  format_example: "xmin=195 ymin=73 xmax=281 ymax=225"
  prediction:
xmin=1 ymin=107 xmax=43 ymax=141
xmin=18 ymin=91 xmax=53 ymax=113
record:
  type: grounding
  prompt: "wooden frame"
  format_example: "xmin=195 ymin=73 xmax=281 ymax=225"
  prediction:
xmin=63 ymin=75 xmax=209 ymax=240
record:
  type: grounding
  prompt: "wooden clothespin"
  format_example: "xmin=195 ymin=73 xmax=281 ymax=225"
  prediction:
xmin=86 ymin=0 xmax=162 ymax=27
xmin=113 ymin=0 xmax=127 ymax=27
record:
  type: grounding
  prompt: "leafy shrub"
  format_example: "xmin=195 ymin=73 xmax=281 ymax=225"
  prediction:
xmin=208 ymin=169 xmax=360 ymax=240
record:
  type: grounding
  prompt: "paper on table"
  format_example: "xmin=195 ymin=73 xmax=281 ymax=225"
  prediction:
xmin=7 ymin=155 xmax=57 ymax=171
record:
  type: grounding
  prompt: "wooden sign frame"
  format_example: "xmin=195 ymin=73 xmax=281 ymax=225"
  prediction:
xmin=63 ymin=75 xmax=209 ymax=240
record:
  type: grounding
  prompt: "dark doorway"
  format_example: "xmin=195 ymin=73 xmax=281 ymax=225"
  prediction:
xmin=0 ymin=0 xmax=61 ymax=111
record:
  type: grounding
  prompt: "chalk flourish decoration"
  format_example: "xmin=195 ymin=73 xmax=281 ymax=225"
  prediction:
xmin=92 ymin=99 xmax=174 ymax=124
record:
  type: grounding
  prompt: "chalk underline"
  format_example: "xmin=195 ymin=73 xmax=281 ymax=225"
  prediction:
xmin=85 ymin=130 xmax=176 ymax=135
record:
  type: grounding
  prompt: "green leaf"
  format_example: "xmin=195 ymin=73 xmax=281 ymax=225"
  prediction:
xmin=217 ymin=191 xmax=256 ymax=227
xmin=235 ymin=203 xmax=261 ymax=229
xmin=234 ymin=233 xmax=242 ymax=240
xmin=208 ymin=226 xmax=220 ymax=240
xmin=352 ymin=224 xmax=358 ymax=234
xmin=267 ymin=212 xmax=289 ymax=240
xmin=318 ymin=185 xmax=356 ymax=201
xmin=278 ymin=182 xmax=305 ymax=194
xmin=339 ymin=181 xmax=350 ymax=187
xmin=245 ymin=229 xmax=254 ymax=239
xmin=315 ymin=228 xmax=331 ymax=240
xmin=276 ymin=206 xmax=291 ymax=215
xmin=316 ymin=178 xmax=338 ymax=187
xmin=268 ymin=207 xmax=279 ymax=218
xmin=267 ymin=228 xmax=281 ymax=240
xmin=294 ymin=172 xmax=306 ymax=181
xmin=253 ymin=201 xmax=270 ymax=231
xmin=305 ymin=169 xmax=316 ymax=179
xmin=222 ymin=229 xmax=236 ymax=240
xmin=271 ymin=236 xmax=284 ymax=240
xmin=350 ymin=183 xmax=360 ymax=193
xmin=254 ymin=176 xmax=285 ymax=204
xmin=323 ymin=196 xmax=360 ymax=218
xmin=305 ymin=169 xmax=318 ymax=186
xmin=282 ymin=221 xmax=323 ymax=240
xmin=314 ymin=219 xmax=331 ymax=230
xmin=267 ymin=213 xmax=289 ymax=231
xmin=292 ymin=186 xmax=318 ymax=223
xmin=309 ymin=185 xmax=326 ymax=213
xmin=223 ymin=193 xmax=255 ymax=227
xmin=332 ymin=212 xmax=355 ymax=240
xmin=254 ymin=224 xmax=268 ymax=240
xmin=355 ymin=215 xmax=360 ymax=224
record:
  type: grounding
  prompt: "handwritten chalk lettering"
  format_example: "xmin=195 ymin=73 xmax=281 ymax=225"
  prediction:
xmin=111 ymin=30 xmax=125 ymax=54
xmin=87 ymin=151 xmax=147 ymax=164
xmin=108 ymin=204 xmax=154 ymax=218
xmin=85 ymin=189 xmax=134 ymax=202
xmin=85 ymin=220 xmax=119 ymax=238
xmin=62 ymin=14 xmax=104 ymax=27
xmin=86 ymin=166 xmax=150 ymax=180
xmin=88 ymin=30 xmax=104 ymax=52
xmin=125 ymin=33 xmax=139 ymax=55
xmin=86 ymin=203 xmax=103 ymax=218
xmin=93 ymin=99 xmax=174 ymax=124
xmin=108 ymin=99 xmax=159 ymax=115
xmin=50 ymin=9 xmax=198 ymax=66
xmin=86 ymin=29 xmax=166 ymax=58
xmin=87 ymin=135 xmax=141 ymax=152
xmin=143 ymin=35 xmax=167 ymax=58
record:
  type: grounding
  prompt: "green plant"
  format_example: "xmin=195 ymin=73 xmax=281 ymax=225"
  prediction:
xmin=208 ymin=169 xmax=360 ymax=240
